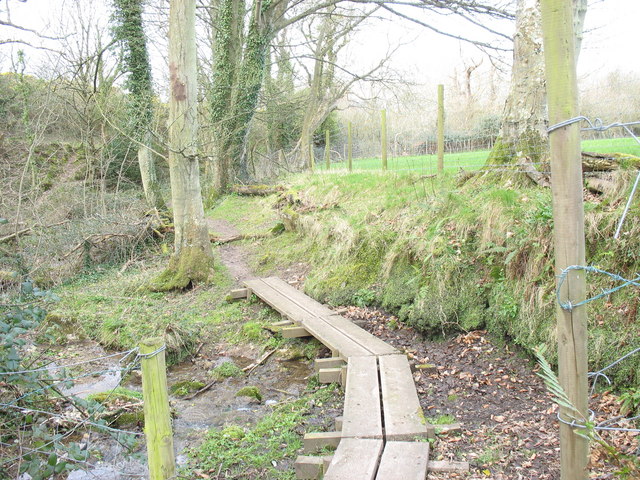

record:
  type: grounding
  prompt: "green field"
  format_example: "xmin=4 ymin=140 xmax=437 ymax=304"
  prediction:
xmin=317 ymin=137 xmax=640 ymax=173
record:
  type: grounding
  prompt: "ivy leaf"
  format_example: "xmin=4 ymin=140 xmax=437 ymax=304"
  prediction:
xmin=0 ymin=217 xmax=7 ymax=224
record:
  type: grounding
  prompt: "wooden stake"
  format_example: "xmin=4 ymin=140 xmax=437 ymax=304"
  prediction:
xmin=347 ymin=121 xmax=353 ymax=172
xmin=325 ymin=130 xmax=330 ymax=170
xmin=140 ymin=338 xmax=176 ymax=479
xmin=381 ymin=109 xmax=388 ymax=171
xmin=540 ymin=2 xmax=588 ymax=479
xmin=437 ymin=84 xmax=445 ymax=174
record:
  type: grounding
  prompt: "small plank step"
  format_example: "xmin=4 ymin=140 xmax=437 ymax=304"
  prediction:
xmin=295 ymin=455 xmax=333 ymax=479
xmin=300 ymin=315 xmax=372 ymax=359
xmin=341 ymin=356 xmax=382 ymax=439
xmin=324 ymin=438 xmax=383 ymax=480
xmin=314 ymin=357 xmax=346 ymax=372
xmin=227 ymin=288 xmax=249 ymax=301
xmin=375 ymin=441 xmax=430 ymax=480
xmin=379 ymin=354 xmax=432 ymax=440
xmin=282 ymin=326 xmax=311 ymax=338
xmin=319 ymin=367 xmax=343 ymax=384
xmin=303 ymin=431 xmax=341 ymax=452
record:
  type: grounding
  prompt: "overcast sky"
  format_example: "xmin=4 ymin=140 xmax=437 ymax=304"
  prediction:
xmin=2 ymin=0 xmax=638 ymax=87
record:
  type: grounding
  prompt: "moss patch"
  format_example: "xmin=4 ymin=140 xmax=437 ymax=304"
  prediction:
xmin=236 ymin=386 xmax=262 ymax=402
xmin=149 ymin=246 xmax=215 ymax=291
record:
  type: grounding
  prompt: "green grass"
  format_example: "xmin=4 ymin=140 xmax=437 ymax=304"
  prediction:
xmin=188 ymin=384 xmax=338 ymax=479
xmin=48 ymin=256 xmax=281 ymax=363
xmin=316 ymin=137 xmax=640 ymax=173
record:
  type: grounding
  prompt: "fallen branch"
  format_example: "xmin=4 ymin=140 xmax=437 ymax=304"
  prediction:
xmin=231 ymin=184 xmax=285 ymax=196
xmin=0 ymin=220 xmax=69 ymax=244
xmin=210 ymin=233 xmax=271 ymax=244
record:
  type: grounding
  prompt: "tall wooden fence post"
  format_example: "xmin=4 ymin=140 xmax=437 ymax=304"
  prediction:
xmin=437 ymin=84 xmax=445 ymax=174
xmin=540 ymin=2 xmax=589 ymax=479
xmin=140 ymin=338 xmax=176 ymax=480
xmin=381 ymin=109 xmax=388 ymax=171
xmin=309 ymin=140 xmax=314 ymax=172
xmin=347 ymin=121 xmax=353 ymax=172
xmin=324 ymin=130 xmax=330 ymax=170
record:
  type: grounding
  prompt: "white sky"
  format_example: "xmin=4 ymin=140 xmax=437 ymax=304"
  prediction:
xmin=1 ymin=0 xmax=639 ymax=88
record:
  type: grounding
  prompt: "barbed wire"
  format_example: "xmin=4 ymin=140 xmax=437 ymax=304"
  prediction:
xmin=554 ymin=264 xmax=640 ymax=434
xmin=0 ymin=344 xmax=166 ymax=477
xmin=0 ymin=348 xmax=138 ymax=376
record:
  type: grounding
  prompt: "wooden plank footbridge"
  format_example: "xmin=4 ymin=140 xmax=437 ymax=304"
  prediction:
xmin=233 ymin=277 xmax=469 ymax=479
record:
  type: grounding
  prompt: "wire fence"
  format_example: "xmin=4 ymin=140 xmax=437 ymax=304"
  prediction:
xmin=0 ymin=345 xmax=158 ymax=478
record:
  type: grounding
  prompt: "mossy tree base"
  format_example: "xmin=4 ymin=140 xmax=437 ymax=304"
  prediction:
xmin=149 ymin=246 xmax=214 ymax=292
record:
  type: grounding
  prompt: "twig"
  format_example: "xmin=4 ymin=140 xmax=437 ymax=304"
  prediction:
xmin=266 ymin=387 xmax=296 ymax=396
xmin=243 ymin=349 xmax=277 ymax=375
xmin=183 ymin=379 xmax=218 ymax=401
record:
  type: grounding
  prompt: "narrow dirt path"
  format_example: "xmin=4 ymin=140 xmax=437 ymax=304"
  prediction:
xmin=206 ymin=218 xmax=256 ymax=284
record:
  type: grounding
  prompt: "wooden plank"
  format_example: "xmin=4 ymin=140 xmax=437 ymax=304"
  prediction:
xmin=323 ymin=314 xmax=398 ymax=356
xmin=428 ymin=460 xmax=470 ymax=473
xmin=375 ymin=441 xmax=429 ymax=480
xmin=341 ymin=356 xmax=383 ymax=439
xmin=262 ymin=277 xmax=395 ymax=356
xmin=228 ymin=288 xmax=249 ymax=301
xmin=314 ymin=357 xmax=345 ymax=372
xmin=300 ymin=316 xmax=372 ymax=359
xmin=244 ymin=278 xmax=311 ymax=322
xmin=245 ymin=279 xmax=370 ymax=358
xmin=282 ymin=326 xmax=311 ymax=338
xmin=379 ymin=355 xmax=430 ymax=440
xmin=324 ymin=438 xmax=383 ymax=480
xmin=303 ymin=431 xmax=341 ymax=452
xmin=334 ymin=416 xmax=343 ymax=431
xmin=262 ymin=277 xmax=335 ymax=317
xmin=319 ymin=367 xmax=343 ymax=384
xmin=295 ymin=456 xmax=324 ymax=479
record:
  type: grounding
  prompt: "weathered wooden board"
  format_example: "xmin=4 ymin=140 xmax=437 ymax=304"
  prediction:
xmin=303 ymin=431 xmax=342 ymax=452
xmin=314 ymin=357 xmax=346 ymax=372
xmin=244 ymin=278 xmax=311 ymax=322
xmin=295 ymin=455 xmax=325 ymax=479
xmin=341 ymin=356 xmax=383 ymax=439
xmin=375 ymin=441 xmax=430 ymax=480
xmin=262 ymin=277 xmax=335 ymax=317
xmin=324 ymin=438 xmax=383 ymax=480
xmin=301 ymin=316 xmax=372 ymax=358
xmin=323 ymin=314 xmax=398 ymax=356
xmin=244 ymin=279 xmax=370 ymax=358
xmin=282 ymin=326 xmax=311 ymax=338
xmin=427 ymin=460 xmax=470 ymax=472
xmin=318 ymin=367 xmax=343 ymax=384
xmin=379 ymin=354 xmax=430 ymax=440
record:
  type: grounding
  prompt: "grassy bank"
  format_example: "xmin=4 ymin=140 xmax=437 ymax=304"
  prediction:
xmin=224 ymin=168 xmax=640 ymax=391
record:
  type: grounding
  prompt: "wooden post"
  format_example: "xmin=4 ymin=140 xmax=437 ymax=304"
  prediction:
xmin=347 ymin=121 xmax=353 ymax=172
xmin=381 ymin=109 xmax=388 ymax=171
xmin=437 ymin=84 xmax=444 ymax=174
xmin=540 ymin=2 xmax=588 ymax=480
xmin=140 ymin=338 xmax=176 ymax=480
xmin=324 ymin=129 xmax=330 ymax=170
xmin=309 ymin=140 xmax=314 ymax=172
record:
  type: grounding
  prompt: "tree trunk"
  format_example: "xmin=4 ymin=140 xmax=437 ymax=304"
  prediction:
xmin=487 ymin=0 xmax=546 ymax=167
xmin=152 ymin=0 xmax=213 ymax=291
xmin=138 ymin=132 xmax=166 ymax=211
xmin=112 ymin=0 xmax=166 ymax=211
xmin=486 ymin=0 xmax=587 ymax=172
